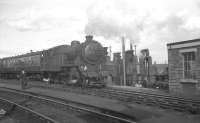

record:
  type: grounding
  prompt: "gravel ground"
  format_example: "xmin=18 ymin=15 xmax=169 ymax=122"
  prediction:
xmin=0 ymin=79 xmax=200 ymax=123
xmin=25 ymin=100 xmax=110 ymax=123
xmin=0 ymin=88 xmax=119 ymax=123
xmin=0 ymin=117 xmax=15 ymax=123
xmin=0 ymin=99 xmax=46 ymax=123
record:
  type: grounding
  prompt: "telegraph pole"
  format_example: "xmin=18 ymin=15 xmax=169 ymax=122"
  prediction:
xmin=122 ymin=36 xmax=126 ymax=86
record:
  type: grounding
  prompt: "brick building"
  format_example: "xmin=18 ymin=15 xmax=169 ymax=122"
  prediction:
xmin=125 ymin=50 xmax=138 ymax=86
xmin=167 ymin=39 xmax=200 ymax=96
xmin=113 ymin=52 xmax=122 ymax=85
xmin=101 ymin=56 xmax=115 ymax=85
xmin=112 ymin=50 xmax=138 ymax=86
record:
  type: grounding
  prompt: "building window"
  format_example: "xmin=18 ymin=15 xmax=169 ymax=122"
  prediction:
xmin=182 ymin=52 xmax=196 ymax=79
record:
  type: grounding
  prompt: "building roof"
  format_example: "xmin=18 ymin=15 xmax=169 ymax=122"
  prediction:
xmin=1 ymin=51 xmax=42 ymax=60
xmin=167 ymin=38 xmax=200 ymax=49
xmin=167 ymin=38 xmax=200 ymax=46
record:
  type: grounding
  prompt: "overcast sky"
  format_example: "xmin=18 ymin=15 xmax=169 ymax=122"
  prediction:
xmin=1 ymin=0 xmax=200 ymax=63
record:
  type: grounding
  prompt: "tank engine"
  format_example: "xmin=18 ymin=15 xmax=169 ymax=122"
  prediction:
xmin=0 ymin=35 xmax=107 ymax=87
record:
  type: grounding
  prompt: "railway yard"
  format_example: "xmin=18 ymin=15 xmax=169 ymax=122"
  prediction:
xmin=0 ymin=79 xmax=199 ymax=123
xmin=1 ymin=0 xmax=200 ymax=122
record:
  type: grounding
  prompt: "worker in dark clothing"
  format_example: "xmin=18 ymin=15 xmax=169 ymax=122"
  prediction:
xmin=20 ymin=70 xmax=26 ymax=89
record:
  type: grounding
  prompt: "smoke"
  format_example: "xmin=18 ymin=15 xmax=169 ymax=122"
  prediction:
xmin=84 ymin=0 xmax=200 ymax=44
xmin=154 ymin=14 xmax=200 ymax=42
xmin=84 ymin=0 xmax=200 ymax=63
xmin=84 ymin=0 xmax=145 ymax=43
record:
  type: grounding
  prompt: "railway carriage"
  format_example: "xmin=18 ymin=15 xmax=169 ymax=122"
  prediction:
xmin=0 ymin=51 xmax=42 ymax=79
xmin=0 ymin=35 xmax=107 ymax=87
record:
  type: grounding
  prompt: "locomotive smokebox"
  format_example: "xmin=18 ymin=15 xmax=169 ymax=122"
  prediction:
xmin=85 ymin=35 xmax=93 ymax=42
xmin=81 ymin=35 xmax=106 ymax=65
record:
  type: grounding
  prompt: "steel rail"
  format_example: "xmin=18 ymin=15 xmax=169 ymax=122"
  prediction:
xmin=107 ymin=87 xmax=200 ymax=102
xmin=29 ymin=83 xmax=200 ymax=113
xmin=103 ymin=88 xmax=200 ymax=105
xmin=1 ymin=80 xmax=199 ymax=113
xmin=97 ymin=88 xmax=200 ymax=113
xmin=0 ymin=87 xmax=136 ymax=123
xmin=0 ymin=97 xmax=59 ymax=123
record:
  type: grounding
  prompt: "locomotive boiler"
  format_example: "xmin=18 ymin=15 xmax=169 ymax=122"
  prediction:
xmin=0 ymin=35 xmax=107 ymax=87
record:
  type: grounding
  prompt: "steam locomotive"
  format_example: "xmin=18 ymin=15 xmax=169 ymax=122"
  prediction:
xmin=0 ymin=35 xmax=107 ymax=87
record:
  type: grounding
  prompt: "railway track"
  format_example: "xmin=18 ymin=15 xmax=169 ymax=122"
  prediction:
xmin=83 ymin=87 xmax=200 ymax=114
xmin=0 ymin=97 xmax=58 ymax=123
xmin=99 ymin=88 xmax=200 ymax=113
xmin=0 ymin=87 xmax=136 ymax=123
xmin=1 ymin=80 xmax=200 ymax=114
xmin=30 ymin=83 xmax=200 ymax=114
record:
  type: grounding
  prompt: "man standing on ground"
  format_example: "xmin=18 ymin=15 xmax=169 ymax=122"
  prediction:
xmin=20 ymin=70 xmax=26 ymax=89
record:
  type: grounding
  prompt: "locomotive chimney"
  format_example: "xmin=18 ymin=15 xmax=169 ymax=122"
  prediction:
xmin=85 ymin=35 xmax=93 ymax=42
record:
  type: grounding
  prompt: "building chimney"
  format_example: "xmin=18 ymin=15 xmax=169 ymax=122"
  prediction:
xmin=130 ymin=40 xmax=133 ymax=50
xmin=130 ymin=43 xmax=133 ymax=50
xmin=134 ymin=45 xmax=137 ymax=56
xmin=85 ymin=35 xmax=93 ymax=42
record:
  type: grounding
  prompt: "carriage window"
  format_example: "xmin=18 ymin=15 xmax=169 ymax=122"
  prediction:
xmin=182 ymin=52 xmax=196 ymax=79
